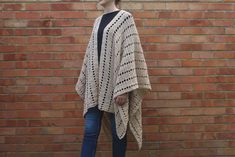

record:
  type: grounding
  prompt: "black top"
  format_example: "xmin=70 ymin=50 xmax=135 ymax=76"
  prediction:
xmin=97 ymin=10 xmax=120 ymax=63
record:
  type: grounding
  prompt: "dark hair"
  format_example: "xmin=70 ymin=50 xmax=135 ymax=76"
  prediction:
xmin=115 ymin=0 xmax=121 ymax=6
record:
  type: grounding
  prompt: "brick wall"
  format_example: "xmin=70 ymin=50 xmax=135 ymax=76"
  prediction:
xmin=1 ymin=0 xmax=235 ymax=157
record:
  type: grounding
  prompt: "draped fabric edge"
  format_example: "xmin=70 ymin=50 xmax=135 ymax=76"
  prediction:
xmin=75 ymin=10 xmax=152 ymax=151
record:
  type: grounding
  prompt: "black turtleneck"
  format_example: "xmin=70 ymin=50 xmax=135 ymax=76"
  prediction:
xmin=97 ymin=10 xmax=120 ymax=63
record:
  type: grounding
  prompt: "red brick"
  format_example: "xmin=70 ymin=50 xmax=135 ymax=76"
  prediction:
xmin=1 ymin=1 xmax=235 ymax=156
xmin=50 ymin=3 xmax=73 ymax=11
xmin=15 ymin=12 xmax=40 ymax=19
xmin=25 ymin=3 xmax=50 ymax=10
xmin=3 ymin=4 xmax=24 ymax=10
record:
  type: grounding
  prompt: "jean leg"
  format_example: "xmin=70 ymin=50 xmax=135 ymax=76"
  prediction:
xmin=80 ymin=105 xmax=103 ymax=157
xmin=110 ymin=113 xmax=127 ymax=157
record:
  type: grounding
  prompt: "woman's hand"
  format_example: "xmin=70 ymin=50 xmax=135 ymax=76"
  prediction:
xmin=114 ymin=93 xmax=129 ymax=106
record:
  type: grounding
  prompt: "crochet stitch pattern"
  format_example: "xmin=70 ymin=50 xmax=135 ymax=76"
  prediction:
xmin=75 ymin=9 xmax=152 ymax=151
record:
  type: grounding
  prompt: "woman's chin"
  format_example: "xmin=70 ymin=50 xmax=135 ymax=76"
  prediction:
xmin=98 ymin=0 xmax=109 ymax=7
xmin=98 ymin=3 xmax=106 ymax=7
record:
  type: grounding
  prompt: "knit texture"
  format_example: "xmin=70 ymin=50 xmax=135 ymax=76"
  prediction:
xmin=75 ymin=9 xmax=152 ymax=150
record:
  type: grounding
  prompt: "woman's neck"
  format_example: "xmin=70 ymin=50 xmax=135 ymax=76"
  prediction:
xmin=103 ymin=5 xmax=119 ymax=14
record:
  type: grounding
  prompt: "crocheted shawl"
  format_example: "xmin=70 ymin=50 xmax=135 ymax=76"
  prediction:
xmin=75 ymin=9 xmax=152 ymax=151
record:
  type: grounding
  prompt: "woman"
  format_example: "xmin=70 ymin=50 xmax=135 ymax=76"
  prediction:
xmin=75 ymin=0 xmax=152 ymax=157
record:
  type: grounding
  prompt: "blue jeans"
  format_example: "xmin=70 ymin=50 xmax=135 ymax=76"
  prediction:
xmin=80 ymin=105 xmax=127 ymax=157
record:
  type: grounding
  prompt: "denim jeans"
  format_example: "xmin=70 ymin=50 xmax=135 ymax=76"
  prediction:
xmin=80 ymin=105 xmax=127 ymax=157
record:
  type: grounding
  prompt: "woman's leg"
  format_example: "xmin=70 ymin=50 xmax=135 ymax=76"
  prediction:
xmin=80 ymin=105 xmax=103 ymax=157
xmin=109 ymin=113 xmax=127 ymax=157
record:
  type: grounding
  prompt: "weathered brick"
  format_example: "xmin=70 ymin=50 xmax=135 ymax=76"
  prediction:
xmin=1 ymin=1 xmax=235 ymax=157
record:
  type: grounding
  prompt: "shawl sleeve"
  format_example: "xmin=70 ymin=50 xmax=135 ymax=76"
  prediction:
xmin=75 ymin=43 xmax=89 ymax=101
xmin=113 ymin=14 xmax=152 ymax=100
xmin=112 ymin=13 xmax=152 ymax=151
xmin=75 ymin=19 xmax=96 ymax=100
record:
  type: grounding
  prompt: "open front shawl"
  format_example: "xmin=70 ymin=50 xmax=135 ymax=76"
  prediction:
xmin=75 ymin=10 xmax=152 ymax=150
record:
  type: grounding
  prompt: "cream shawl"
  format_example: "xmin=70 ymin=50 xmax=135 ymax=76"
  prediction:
xmin=75 ymin=9 xmax=152 ymax=151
